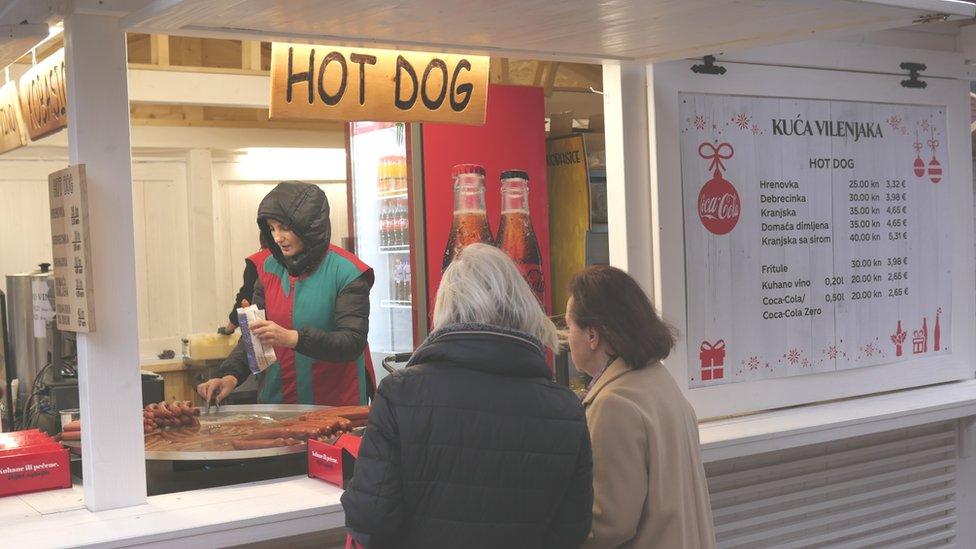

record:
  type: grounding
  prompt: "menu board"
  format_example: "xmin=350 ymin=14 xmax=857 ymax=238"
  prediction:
xmin=49 ymin=165 xmax=95 ymax=332
xmin=680 ymin=93 xmax=950 ymax=388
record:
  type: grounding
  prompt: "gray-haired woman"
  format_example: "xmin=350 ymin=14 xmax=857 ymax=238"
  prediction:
xmin=341 ymin=243 xmax=593 ymax=549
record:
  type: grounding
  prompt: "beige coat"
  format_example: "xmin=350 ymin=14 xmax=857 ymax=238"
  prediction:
xmin=582 ymin=358 xmax=715 ymax=549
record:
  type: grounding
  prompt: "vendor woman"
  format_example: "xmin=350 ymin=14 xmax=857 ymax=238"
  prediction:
xmin=198 ymin=181 xmax=375 ymax=406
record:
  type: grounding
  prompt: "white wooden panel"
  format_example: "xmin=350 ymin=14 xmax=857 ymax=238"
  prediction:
xmin=0 ymin=161 xmax=62 ymax=293
xmin=122 ymin=0 xmax=973 ymax=62
xmin=131 ymin=161 xmax=191 ymax=357
xmin=707 ymin=421 xmax=959 ymax=549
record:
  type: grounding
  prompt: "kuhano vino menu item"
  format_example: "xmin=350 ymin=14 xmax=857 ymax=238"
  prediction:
xmin=680 ymin=93 xmax=950 ymax=388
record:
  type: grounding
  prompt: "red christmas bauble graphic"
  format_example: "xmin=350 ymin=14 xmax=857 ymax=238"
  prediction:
xmin=928 ymin=157 xmax=942 ymax=184
xmin=697 ymin=142 xmax=740 ymax=235
xmin=913 ymin=156 xmax=925 ymax=178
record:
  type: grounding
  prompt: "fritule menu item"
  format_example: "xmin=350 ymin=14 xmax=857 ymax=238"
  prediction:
xmin=237 ymin=304 xmax=277 ymax=373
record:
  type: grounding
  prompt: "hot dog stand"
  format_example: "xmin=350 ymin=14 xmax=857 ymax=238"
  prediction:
xmin=3 ymin=1 xmax=976 ymax=548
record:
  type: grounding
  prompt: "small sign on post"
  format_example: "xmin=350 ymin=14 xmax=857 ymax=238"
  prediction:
xmin=49 ymin=165 xmax=95 ymax=332
xmin=20 ymin=48 xmax=68 ymax=141
xmin=270 ymin=43 xmax=489 ymax=125
xmin=0 ymin=80 xmax=27 ymax=154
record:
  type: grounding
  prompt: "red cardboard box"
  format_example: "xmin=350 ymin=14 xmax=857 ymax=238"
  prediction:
xmin=308 ymin=435 xmax=362 ymax=488
xmin=0 ymin=443 xmax=71 ymax=497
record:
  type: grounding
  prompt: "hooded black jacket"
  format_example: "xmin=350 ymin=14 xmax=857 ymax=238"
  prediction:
xmin=341 ymin=324 xmax=593 ymax=549
xmin=218 ymin=181 xmax=374 ymax=390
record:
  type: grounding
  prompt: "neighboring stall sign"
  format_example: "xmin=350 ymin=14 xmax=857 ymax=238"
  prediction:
xmin=681 ymin=93 xmax=950 ymax=388
xmin=19 ymin=48 xmax=67 ymax=141
xmin=270 ymin=43 xmax=488 ymax=125
xmin=546 ymin=135 xmax=590 ymax=316
xmin=48 ymin=165 xmax=95 ymax=332
xmin=0 ymin=80 xmax=27 ymax=154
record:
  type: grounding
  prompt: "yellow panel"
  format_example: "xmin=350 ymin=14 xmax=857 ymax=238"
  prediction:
xmin=547 ymin=135 xmax=590 ymax=317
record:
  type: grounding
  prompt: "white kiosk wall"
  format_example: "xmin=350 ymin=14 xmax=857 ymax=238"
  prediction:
xmin=649 ymin=57 xmax=975 ymax=419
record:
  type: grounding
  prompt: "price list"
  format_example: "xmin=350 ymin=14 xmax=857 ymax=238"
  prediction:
xmin=680 ymin=93 xmax=951 ymax=387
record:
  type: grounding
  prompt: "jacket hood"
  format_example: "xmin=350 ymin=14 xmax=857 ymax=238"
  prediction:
xmin=257 ymin=181 xmax=332 ymax=276
xmin=407 ymin=323 xmax=550 ymax=379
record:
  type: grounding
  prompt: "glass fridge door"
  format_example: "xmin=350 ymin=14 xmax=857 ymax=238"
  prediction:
xmin=348 ymin=122 xmax=414 ymax=379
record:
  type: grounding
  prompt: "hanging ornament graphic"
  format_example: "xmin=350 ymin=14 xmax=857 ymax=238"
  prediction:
xmin=927 ymin=128 xmax=942 ymax=184
xmin=912 ymin=128 xmax=925 ymax=178
xmin=697 ymin=142 xmax=740 ymax=235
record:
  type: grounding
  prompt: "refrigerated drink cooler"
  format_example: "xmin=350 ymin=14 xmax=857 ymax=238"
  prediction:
xmin=347 ymin=122 xmax=425 ymax=381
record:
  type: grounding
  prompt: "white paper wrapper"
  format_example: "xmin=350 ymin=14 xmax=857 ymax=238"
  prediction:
xmin=236 ymin=305 xmax=277 ymax=373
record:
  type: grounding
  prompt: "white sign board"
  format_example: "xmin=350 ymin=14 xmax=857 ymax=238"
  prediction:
xmin=680 ymin=93 xmax=950 ymax=388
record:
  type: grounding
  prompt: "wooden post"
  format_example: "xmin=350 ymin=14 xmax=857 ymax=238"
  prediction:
xmin=64 ymin=11 xmax=147 ymax=510
xmin=602 ymin=61 xmax=654 ymax=295
xmin=186 ymin=149 xmax=220 ymax=332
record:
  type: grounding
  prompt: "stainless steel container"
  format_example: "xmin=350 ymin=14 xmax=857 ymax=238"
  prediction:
xmin=6 ymin=267 xmax=54 ymax=404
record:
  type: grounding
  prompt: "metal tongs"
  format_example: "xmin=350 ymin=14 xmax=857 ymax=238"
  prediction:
xmin=204 ymin=395 xmax=220 ymax=415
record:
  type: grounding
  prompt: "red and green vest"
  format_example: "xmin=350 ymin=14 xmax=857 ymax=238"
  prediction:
xmin=250 ymin=245 xmax=374 ymax=406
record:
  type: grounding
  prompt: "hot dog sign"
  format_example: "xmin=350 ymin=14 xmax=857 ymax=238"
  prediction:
xmin=270 ymin=43 xmax=489 ymax=125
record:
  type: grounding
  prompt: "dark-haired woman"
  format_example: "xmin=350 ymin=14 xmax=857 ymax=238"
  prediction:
xmin=567 ymin=265 xmax=715 ymax=549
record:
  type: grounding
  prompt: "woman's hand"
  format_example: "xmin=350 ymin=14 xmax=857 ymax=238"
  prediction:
xmin=250 ymin=319 xmax=299 ymax=349
xmin=197 ymin=375 xmax=238 ymax=404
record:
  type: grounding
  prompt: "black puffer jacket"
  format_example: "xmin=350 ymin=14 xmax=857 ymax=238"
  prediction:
xmin=341 ymin=324 xmax=593 ymax=549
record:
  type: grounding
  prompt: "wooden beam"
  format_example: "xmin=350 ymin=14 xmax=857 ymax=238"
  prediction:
xmin=489 ymin=57 xmax=503 ymax=84
xmin=532 ymin=61 xmax=547 ymax=87
xmin=543 ymin=62 xmax=560 ymax=97
xmin=149 ymin=33 xmax=169 ymax=66
xmin=242 ymin=40 xmax=262 ymax=71
xmin=127 ymin=67 xmax=270 ymax=108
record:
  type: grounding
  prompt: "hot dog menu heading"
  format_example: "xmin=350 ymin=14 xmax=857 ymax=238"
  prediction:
xmin=680 ymin=93 xmax=951 ymax=388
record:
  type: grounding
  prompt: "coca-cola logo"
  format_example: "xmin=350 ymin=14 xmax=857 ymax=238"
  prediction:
xmin=697 ymin=142 xmax=740 ymax=235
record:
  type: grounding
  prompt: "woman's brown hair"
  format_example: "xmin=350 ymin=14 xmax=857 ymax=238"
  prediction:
xmin=568 ymin=265 xmax=677 ymax=368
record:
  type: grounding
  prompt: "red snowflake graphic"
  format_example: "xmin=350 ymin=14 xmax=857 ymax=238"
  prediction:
xmin=920 ymin=119 xmax=931 ymax=132
xmin=751 ymin=124 xmax=763 ymax=135
xmin=801 ymin=358 xmax=811 ymax=368
xmin=861 ymin=343 xmax=877 ymax=358
xmin=745 ymin=356 xmax=760 ymax=371
xmin=784 ymin=348 xmax=801 ymax=365
xmin=693 ymin=115 xmax=706 ymax=130
xmin=886 ymin=115 xmax=901 ymax=131
xmin=732 ymin=113 xmax=751 ymax=130
xmin=824 ymin=346 xmax=839 ymax=360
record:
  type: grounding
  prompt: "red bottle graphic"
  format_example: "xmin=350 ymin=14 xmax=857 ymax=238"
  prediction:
xmin=697 ymin=142 xmax=740 ymax=235
xmin=891 ymin=320 xmax=906 ymax=357
xmin=934 ymin=308 xmax=942 ymax=351
xmin=495 ymin=170 xmax=545 ymax=307
xmin=442 ymin=164 xmax=494 ymax=272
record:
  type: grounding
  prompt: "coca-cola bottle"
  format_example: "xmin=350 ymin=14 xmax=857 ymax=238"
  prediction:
xmin=379 ymin=203 xmax=390 ymax=247
xmin=397 ymin=198 xmax=409 ymax=247
xmin=495 ymin=170 xmax=545 ymax=307
xmin=442 ymin=164 xmax=494 ymax=272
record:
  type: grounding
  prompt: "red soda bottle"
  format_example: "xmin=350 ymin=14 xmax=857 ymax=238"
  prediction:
xmin=442 ymin=164 xmax=493 ymax=272
xmin=495 ymin=170 xmax=545 ymax=307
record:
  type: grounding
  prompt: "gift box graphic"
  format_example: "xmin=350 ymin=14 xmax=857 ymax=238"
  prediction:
xmin=700 ymin=339 xmax=726 ymax=380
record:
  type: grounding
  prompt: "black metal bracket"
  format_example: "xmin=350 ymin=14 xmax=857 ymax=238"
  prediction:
xmin=691 ymin=55 xmax=726 ymax=76
xmin=900 ymin=62 xmax=927 ymax=89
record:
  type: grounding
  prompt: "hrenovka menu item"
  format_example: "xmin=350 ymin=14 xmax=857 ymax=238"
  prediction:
xmin=680 ymin=93 xmax=951 ymax=387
